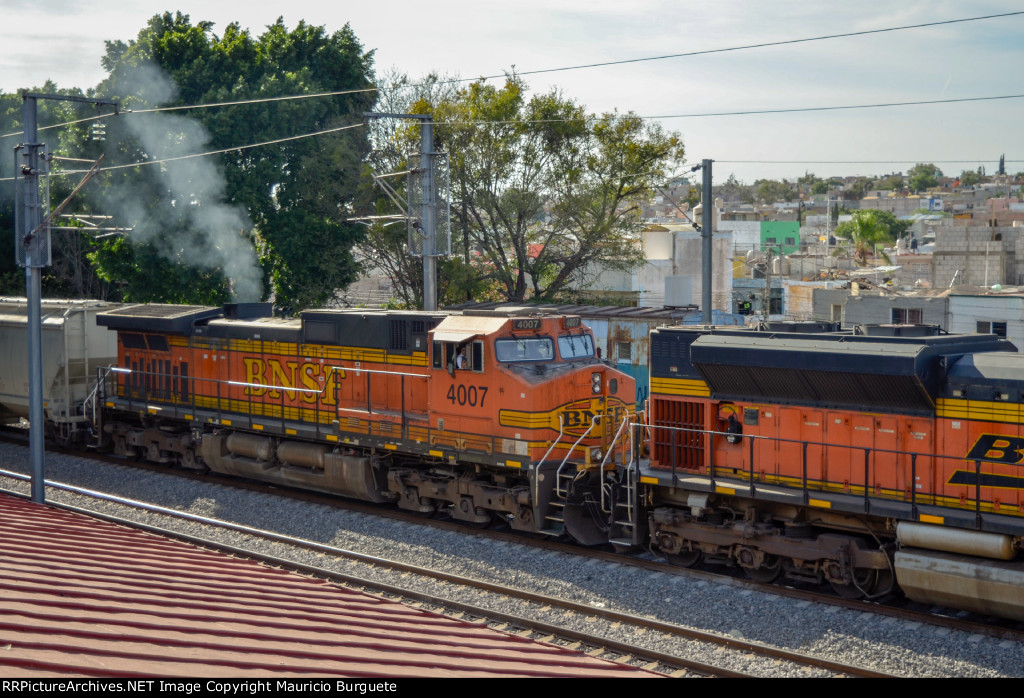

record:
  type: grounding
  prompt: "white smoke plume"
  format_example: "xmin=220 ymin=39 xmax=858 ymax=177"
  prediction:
xmin=109 ymin=63 xmax=263 ymax=301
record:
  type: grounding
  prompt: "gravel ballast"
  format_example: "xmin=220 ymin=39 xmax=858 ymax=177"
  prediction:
xmin=1 ymin=442 xmax=1021 ymax=678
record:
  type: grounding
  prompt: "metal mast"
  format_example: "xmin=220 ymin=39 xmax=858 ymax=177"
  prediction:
xmin=16 ymin=92 xmax=116 ymax=503
xmin=701 ymin=159 xmax=713 ymax=324
xmin=362 ymin=112 xmax=448 ymax=311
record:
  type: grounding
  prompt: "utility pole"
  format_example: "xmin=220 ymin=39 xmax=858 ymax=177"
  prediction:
xmin=16 ymin=91 xmax=116 ymax=503
xmin=362 ymin=113 xmax=449 ymax=311
xmin=419 ymin=119 xmax=437 ymax=311
xmin=701 ymin=159 xmax=713 ymax=324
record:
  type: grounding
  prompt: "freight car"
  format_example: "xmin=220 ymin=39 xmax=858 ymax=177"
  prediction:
xmin=637 ymin=324 xmax=1024 ymax=619
xmin=91 ymin=302 xmax=636 ymax=543
xmin=0 ymin=298 xmax=119 ymax=445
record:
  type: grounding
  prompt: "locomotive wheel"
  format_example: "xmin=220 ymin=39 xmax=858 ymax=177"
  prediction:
xmin=744 ymin=554 xmax=783 ymax=583
xmin=830 ymin=568 xmax=880 ymax=599
xmin=665 ymin=550 xmax=703 ymax=568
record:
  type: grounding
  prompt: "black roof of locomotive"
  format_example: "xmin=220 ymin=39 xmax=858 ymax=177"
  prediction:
xmin=199 ymin=317 xmax=303 ymax=343
xmin=690 ymin=332 xmax=1014 ymax=415
xmin=942 ymin=351 xmax=1024 ymax=401
xmin=96 ymin=304 xmax=223 ymax=334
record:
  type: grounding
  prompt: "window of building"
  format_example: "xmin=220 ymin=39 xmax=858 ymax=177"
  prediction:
xmin=892 ymin=308 xmax=923 ymax=324
xmin=977 ymin=321 xmax=1007 ymax=337
xmin=617 ymin=341 xmax=632 ymax=363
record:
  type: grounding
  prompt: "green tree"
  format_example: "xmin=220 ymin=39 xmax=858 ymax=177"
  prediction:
xmin=844 ymin=177 xmax=876 ymax=200
xmin=959 ymin=169 xmax=982 ymax=186
xmin=798 ymin=172 xmax=826 ymax=196
xmin=715 ymin=173 xmax=749 ymax=202
xmin=907 ymin=163 xmax=942 ymax=193
xmin=86 ymin=12 xmax=375 ymax=309
xmin=754 ymin=179 xmax=795 ymax=203
xmin=374 ymin=76 xmax=684 ymax=304
xmin=835 ymin=210 xmax=898 ymax=266
xmin=876 ymin=174 xmax=904 ymax=191
xmin=810 ymin=180 xmax=830 ymax=195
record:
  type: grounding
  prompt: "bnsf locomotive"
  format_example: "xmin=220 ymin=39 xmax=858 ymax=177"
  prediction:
xmin=92 ymin=302 xmax=636 ymax=543
xmin=5 ymin=297 xmax=1024 ymax=621
xmin=639 ymin=323 xmax=1024 ymax=619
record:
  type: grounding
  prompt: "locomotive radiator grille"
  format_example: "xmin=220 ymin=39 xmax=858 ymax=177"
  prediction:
xmin=651 ymin=398 xmax=705 ymax=471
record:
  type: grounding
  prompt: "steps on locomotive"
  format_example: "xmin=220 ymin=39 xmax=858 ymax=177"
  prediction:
xmin=609 ymin=467 xmax=642 ymax=548
xmin=537 ymin=468 xmax=574 ymax=536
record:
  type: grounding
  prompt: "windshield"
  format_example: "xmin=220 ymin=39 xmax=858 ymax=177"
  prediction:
xmin=495 ymin=337 xmax=555 ymax=362
xmin=558 ymin=333 xmax=594 ymax=359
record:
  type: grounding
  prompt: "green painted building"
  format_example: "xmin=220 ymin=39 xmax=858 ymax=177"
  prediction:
xmin=761 ymin=221 xmax=800 ymax=254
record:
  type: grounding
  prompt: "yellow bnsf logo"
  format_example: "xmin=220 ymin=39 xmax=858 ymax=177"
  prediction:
xmin=242 ymin=357 xmax=345 ymax=404
xmin=499 ymin=397 xmax=633 ymax=435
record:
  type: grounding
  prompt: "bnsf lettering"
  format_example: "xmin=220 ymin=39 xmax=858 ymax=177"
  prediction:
xmin=563 ymin=410 xmax=595 ymax=428
xmin=560 ymin=404 xmax=630 ymax=429
xmin=243 ymin=358 xmax=345 ymax=405
xmin=965 ymin=434 xmax=1024 ymax=465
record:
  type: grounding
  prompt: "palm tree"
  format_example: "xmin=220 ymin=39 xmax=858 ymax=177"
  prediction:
xmin=837 ymin=211 xmax=893 ymax=266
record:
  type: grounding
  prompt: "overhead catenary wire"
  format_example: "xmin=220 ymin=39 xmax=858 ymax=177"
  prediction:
xmin=3 ymin=11 xmax=1020 ymax=139
xmin=468 ymin=11 xmax=1024 ymax=81
xmin=0 ymin=122 xmax=365 ymax=181
xmin=0 ymin=11 xmax=1018 ymax=184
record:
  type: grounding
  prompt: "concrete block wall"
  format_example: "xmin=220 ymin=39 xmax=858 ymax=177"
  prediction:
xmin=933 ymin=226 xmax=1018 ymax=287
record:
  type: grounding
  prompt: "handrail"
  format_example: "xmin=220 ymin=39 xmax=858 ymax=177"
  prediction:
xmin=644 ymin=421 xmax=999 ymax=521
xmin=598 ymin=414 xmax=633 ymax=514
xmin=535 ymin=413 xmax=565 ymax=508
xmin=555 ymin=414 xmax=601 ymax=498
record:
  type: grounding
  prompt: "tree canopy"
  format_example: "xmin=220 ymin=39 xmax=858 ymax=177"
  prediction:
xmin=754 ymin=179 xmax=796 ymax=204
xmin=363 ymin=76 xmax=685 ymax=304
xmin=907 ymin=163 xmax=942 ymax=193
xmin=1 ymin=13 xmax=375 ymax=310
xmin=834 ymin=210 xmax=908 ymax=265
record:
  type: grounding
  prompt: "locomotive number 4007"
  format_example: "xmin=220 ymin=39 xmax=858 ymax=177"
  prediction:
xmin=447 ymin=384 xmax=488 ymax=407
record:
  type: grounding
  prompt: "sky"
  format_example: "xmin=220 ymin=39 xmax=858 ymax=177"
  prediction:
xmin=1 ymin=0 xmax=1022 ymax=184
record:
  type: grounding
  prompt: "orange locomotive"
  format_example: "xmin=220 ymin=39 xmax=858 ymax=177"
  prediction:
xmin=639 ymin=324 xmax=1024 ymax=618
xmin=95 ymin=303 xmax=635 ymax=541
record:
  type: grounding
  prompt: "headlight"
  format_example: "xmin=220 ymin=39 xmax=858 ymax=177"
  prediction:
xmin=591 ymin=371 xmax=602 ymax=394
xmin=590 ymin=448 xmax=603 ymax=462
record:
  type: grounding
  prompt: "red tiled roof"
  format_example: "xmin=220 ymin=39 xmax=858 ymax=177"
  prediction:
xmin=0 ymin=495 xmax=656 ymax=678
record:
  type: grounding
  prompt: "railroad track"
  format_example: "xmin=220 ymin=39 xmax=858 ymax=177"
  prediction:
xmin=2 ymin=425 xmax=1022 ymax=649
xmin=0 ymin=469 xmax=898 ymax=678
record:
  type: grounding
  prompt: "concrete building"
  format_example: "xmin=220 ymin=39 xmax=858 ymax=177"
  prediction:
xmin=587 ymin=224 xmax=734 ymax=310
xmin=948 ymin=287 xmax=1024 ymax=349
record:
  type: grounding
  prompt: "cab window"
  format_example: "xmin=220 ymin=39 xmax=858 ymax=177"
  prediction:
xmin=434 ymin=340 xmax=484 ymax=372
xmin=558 ymin=333 xmax=594 ymax=359
xmin=495 ymin=337 xmax=554 ymax=362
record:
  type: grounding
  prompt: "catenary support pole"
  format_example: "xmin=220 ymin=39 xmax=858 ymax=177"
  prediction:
xmin=421 ymin=120 xmax=437 ymax=311
xmin=701 ymin=158 xmax=713 ymax=325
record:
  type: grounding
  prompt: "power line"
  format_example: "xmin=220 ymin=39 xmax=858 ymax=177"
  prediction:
xmin=405 ymin=92 xmax=1024 ymax=127
xmin=718 ymin=159 xmax=1024 ymax=164
xmin=0 ymin=122 xmax=364 ymax=182
xmin=3 ymin=11 xmax=1018 ymax=140
xmin=643 ymin=93 xmax=1024 ymax=120
xmin=473 ymin=12 xmax=1024 ymax=80
xmin=0 ymin=87 xmax=377 ymax=140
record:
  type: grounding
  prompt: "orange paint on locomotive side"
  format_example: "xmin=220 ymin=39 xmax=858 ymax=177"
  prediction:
xmin=648 ymin=390 xmax=1024 ymax=517
xmin=112 ymin=311 xmax=635 ymax=467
